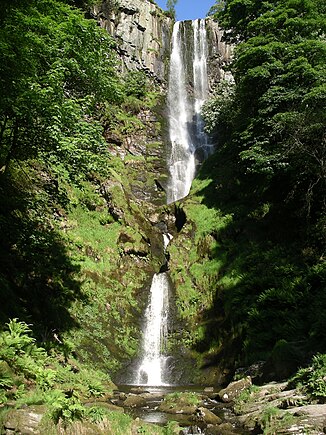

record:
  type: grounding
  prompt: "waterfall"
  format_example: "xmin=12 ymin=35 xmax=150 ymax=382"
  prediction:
xmin=134 ymin=20 xmax=210 ymax=387
xmin=167 ymin=19 xmax=210 ymax=204
xmin=136 ymin=273 xmax=170 ymax=386
xmin=193 ymin=19 xmax=211 ymax=155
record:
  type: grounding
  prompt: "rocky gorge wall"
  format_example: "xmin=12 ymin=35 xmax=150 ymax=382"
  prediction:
xmin=92 ymin=0 xmax=233 ymax=86
xmin=91 ymin=0 xmax=173 ymax=82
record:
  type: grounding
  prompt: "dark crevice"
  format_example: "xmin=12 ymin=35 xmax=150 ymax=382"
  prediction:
xmin=174 ymin=204 xmax=187 ymax=232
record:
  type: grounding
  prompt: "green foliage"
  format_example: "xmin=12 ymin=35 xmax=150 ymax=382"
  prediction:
xmin=260 ymin=407 xmax=295 ymax=435
xmin=291 ymin=354 xmax=326 ymax=401
xmin=193 ymin=0 xmax=326 ymax=370
xmin=163 ymin=392 xmax=201 ymax=408
xmin=234 ymin=385 xmax=259 ymax=413
xmin=48 ymin=390 xmax=85 ymax=424
xmin=123 ymin=70 xmax=148 ymax=99
xmin=163 ymin=421 xmax=181 ymax=434
xmin=104 ymin=410 xmax=133 ymax=433
xmin=0 ymin=317 xmax=116 ymax=423
xmin=0 ymin=0 xmax=122 ymax=180
xmin=0 ymin=319 xmax=50 ymax=383
xmin=85 ymin=405 xmax=109 ymax=423
xmin=166 ymin=0 xmax=178 ymax=19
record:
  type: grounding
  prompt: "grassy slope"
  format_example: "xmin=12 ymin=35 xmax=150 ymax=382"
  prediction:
xmin=167 ymin=149 xmax=326 ymax=383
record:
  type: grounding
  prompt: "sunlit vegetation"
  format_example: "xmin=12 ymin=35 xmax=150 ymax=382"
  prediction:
xmin=1 ymin=0 xmax=325 ymax=430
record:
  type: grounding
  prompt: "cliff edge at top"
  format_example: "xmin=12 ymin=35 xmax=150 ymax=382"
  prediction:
xmin=92 ymin=0 xmax=173 ymax=82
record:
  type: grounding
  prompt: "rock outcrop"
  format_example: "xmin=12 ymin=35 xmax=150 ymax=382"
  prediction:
xmin=206 ymin=20 xmax=234 ymax=88
xmin=92 ymin=0 xmax=173 ymax=82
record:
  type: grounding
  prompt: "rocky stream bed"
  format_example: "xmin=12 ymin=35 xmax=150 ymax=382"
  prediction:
xmin=2 ymin=377 xmax=326 ymax=434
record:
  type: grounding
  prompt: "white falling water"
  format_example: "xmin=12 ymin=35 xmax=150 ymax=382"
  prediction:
xmin=135 ymin=20 xmax=210 ymax=387
xmin=167 ymin=21 xmax=195 ymax=204
xmin=167 ymin=19 xmax=210 ymax=204
xmin=193 ymin=19 xmax=211 ymax=155
xmin=136 ymin=273 xmax=170 ymax=386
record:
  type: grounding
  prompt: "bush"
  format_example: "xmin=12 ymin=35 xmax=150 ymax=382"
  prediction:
xmin=123 ymin=71 xmax=147 ymax=99
xmin=291 ymin=354 xmax=326 ymax=402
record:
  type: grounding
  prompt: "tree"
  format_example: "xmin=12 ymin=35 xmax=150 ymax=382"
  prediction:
xmin=200 ymin=0 xmax=326 ymax=363
xmin=0 ymin=0 xmax=122 ymax=178
xmin=166 ymin=0 xmax=177 ymax=20
xmin=206 ymin=0 xmax=326 ymax=223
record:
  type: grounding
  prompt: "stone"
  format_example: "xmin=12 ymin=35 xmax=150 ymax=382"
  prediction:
xmin=92 ymin=1 xmax=233 ymax=88
xmin=4 ymin=406 xmax=46 ymax=435
xmin=218 ymin=376 xmax=252 ymax=403
xmin=204 ymin=387 xmax=214 ymax=393
xmin=206 ymin=422 xmax=237 ymax=435
xmin=123 ymin=394 xmax=147 ymax=408
xmin=92 ymin=0 xmax=173 ymax=82
xmin=193 ymin=407 xmax=222 ymax=425
xmin=130 ymin=386 xmax=149 ymax=394
xmin=158 ymin=402 xmax=197 ymax=415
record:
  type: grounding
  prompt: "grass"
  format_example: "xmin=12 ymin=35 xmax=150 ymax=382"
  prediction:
xmin=163 ymin=392 xmax=201 ymax=409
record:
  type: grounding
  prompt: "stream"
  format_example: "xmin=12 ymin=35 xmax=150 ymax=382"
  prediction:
xmin=114 ymin=385 xmax=249 ymax=434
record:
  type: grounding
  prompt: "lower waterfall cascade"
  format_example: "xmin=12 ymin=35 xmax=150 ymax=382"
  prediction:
xmin=135 ymin=19 xmax=211 ymax=387
xmin=136 ymin=272 xmax=170 ymax=386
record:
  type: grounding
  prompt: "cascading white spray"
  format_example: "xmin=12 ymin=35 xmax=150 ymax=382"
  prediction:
xmin=166 ymin=19 xmax=210 ymax=204
xmin=166 ymin=21 xmax=196 ymax=204
xmin=193 ymin=19 xmax=210 ymax=154
xmin=136 ymin=273 xmax=170 ymax=386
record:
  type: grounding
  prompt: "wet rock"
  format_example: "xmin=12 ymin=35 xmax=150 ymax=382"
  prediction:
xmin=130 ymin=386 xmax=149 ymax=394
xmin=204 ymin=387 xmax=214 ymax=393
xmin=159 ymin=402 xmax=197 ymax=415
xmin=193 ymin=407 xmax=222 ymax=425
xmin=123 ymin=394 xmax=147 ymax=408
xmin=206 ymin=422 xmax=236 ymax=435
xmin=4 ymin=405 xmax=46 ymax=434
xmin=218 ymin=376 xmax=252 ymax=403
xmin=119 ymin=392 xmax=128 ymax=401
xmin=180 ymin=426 xmax=202 ymax=434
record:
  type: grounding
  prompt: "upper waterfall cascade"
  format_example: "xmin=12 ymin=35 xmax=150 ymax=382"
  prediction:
xmin=167 ymin=19 xmax=211 ymax=204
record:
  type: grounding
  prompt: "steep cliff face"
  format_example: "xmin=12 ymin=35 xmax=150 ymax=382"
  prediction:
xmin=92 ymin=0 xmax=173 ymax=82
xmin=206 ymin=19 xmax=233 ymax=88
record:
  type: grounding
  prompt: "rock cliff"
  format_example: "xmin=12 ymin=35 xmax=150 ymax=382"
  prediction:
xmin=206 ymin=19 xmax=233 ymax=88
xmin=92 ymin=1 xmax=233 ymax=87
xmin=92 ymin=0 xmax=173 ymax=82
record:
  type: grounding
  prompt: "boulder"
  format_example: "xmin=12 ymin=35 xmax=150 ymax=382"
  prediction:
xmin=4 ymin=406 xmax=46 ymax=435
xmin=123 ymin=394 xmax=146 ymax=408
xmin=193 ymin=407 xmax=222 ymax=425
xmin=159 ymin=402 xmax=197 ymax=415
xmin=206 ymin=422 xmax=237 ymax=435
xmin=218 ymin=376 xmax=252 ymax=403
